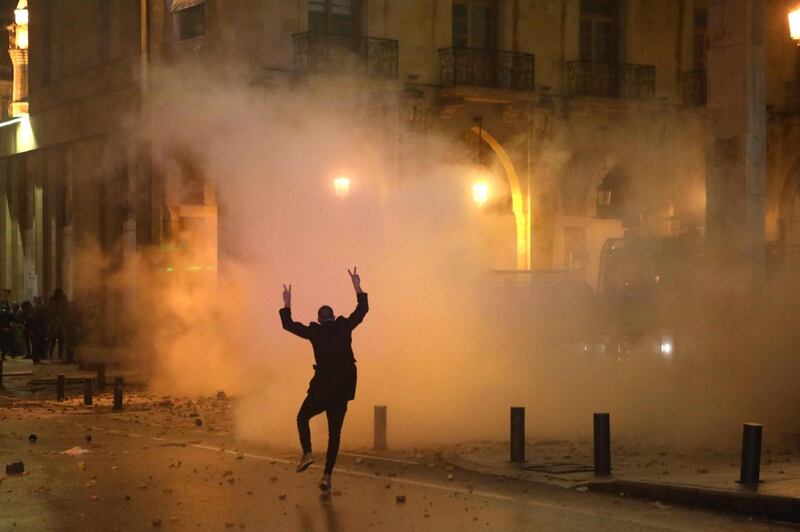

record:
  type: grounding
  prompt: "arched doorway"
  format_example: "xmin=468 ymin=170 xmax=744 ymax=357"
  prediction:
xmin=468 ymin=125 xmax=530 ymax=271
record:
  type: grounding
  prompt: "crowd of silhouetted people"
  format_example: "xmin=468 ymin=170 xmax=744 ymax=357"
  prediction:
xmin=0 ymin=288 xmax=76 ymax=364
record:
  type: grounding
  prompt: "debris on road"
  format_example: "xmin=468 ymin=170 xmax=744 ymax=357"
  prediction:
xmin=5 ymin=461 xmax=24 ymax=475
xmin=396 ymin=495 xmax=406 ymax=503
xmin=60 ymin=446 xmax=91 ymax=456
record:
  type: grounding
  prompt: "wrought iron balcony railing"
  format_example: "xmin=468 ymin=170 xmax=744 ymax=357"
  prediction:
xmin=293 ymin=32 xmax=398 ymax=79
xmin=681 ymin=70 xmax=707 ymax=106
xmin=567 ymin=61 xmax=655 ymax=99
xmin=439 ymin=47 xmax=535 ymax=91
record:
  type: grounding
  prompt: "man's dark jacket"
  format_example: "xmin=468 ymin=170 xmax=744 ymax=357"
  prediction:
xmin=279 ymin=292 xmax=368 ymax=402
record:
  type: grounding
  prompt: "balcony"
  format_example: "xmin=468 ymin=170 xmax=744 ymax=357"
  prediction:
xmin=292 ymin=32 xmax=398 ymax=79
xmin=439 ymin=47 xmax=535 ymax=91
xmin=681 ymin=70 xmax=707 ymax=106
xmin=567 ymin=61 xmax=655 ymax=99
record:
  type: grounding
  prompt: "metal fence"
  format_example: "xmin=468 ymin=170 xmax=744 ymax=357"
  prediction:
xmin=292 ymin=32 xmax=398 ymax=79
xmin=567 ymin=61 xmax=655 ymax=98
xmin=439 ymin=47 xmax=535 ymax=90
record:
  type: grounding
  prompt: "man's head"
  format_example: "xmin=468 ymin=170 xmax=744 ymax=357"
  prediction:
xmin=317 ymin=305 xmax=334 ymax=323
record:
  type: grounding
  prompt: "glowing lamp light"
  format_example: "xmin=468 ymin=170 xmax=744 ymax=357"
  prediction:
xmin=660 ymin=341 xmax=673 ymax=358
xmin=14 ymin=5 xmax=28 ymax=50
xmin=472 ymin=181 xmax=490 ymax=206
xmin=790 ymin=7 xmax=800 ymax=41
xmin=333 ymin=176 xmax=351 ymax=198
xmin=14 ymin=8 xmax=27 ymax=25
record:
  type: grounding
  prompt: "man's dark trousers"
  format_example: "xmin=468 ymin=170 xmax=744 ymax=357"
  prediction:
xmin=297 ymin=395 xmax=348 ymax=475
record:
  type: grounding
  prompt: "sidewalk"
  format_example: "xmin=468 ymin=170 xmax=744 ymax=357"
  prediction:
xmin=441 ymin=439 xmax=800 ymax=522
xmin=0 ymin=356 xmax=146 ymax=396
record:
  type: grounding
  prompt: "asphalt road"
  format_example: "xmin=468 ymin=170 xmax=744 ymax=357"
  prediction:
xmin=0 ymin=393 xmax=787 ymax=532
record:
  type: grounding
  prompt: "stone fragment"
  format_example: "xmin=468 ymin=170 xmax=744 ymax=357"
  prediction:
xmin=5 ymin=462 xmax=24 ymax=475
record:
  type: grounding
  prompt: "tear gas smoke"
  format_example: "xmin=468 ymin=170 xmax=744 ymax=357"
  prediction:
xmin=76 ymin=66 xmax=800 ymax=453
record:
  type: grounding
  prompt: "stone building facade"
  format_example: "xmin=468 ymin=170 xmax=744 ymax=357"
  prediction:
xmin=0 ymin=0 xmax=795 ymax=331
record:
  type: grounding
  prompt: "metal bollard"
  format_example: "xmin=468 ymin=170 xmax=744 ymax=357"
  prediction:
xmin=97 ymin=365 xmax=106 ymax=392
xmin=594 ymin=413 xmax=611 ymax=476
xmin=373 ymin=405 xmax=387 ymax=450
xmin=83 ymin=378 xmax=93 ymax=406
xmin=510 ymin=407 xmax=525 ymax=463
xmin=56 ymin=374 xmax=66 ymax=401
xmin=739 ymin=423 xmax=762 ymax=484
xmin=113 ymin=377 xmax=123 ymax=411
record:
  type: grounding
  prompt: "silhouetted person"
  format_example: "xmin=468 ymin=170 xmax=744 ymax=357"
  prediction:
xmin=29 ymin=298 xmax=47 ymax=364
xmin=47 ymin=289 xmax=70 ymax=360
xmin=280 ymin=267 xmax=368 ymax=492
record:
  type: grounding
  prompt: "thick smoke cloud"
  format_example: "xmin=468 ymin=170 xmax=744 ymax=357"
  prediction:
xmin=77 ymin=65 xmax=800 ymax=454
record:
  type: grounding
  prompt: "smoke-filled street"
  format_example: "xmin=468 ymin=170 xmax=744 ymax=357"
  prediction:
xmin=0 ymin=389 xmax=782 ymax=532
xmin=3 ymin=0 xmax=800 ymax=529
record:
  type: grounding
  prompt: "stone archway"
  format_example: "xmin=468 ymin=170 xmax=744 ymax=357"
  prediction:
xmin=468 ymin=126 xmax=530 ymax=270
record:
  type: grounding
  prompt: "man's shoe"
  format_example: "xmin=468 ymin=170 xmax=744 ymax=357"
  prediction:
xmin=319 ymin=474 xmax=331 ymax=492
xmin=295 ymin=453 xmax=314 ymax=473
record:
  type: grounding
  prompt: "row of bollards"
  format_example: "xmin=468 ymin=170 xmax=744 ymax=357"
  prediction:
xmin=55 ymin=369 xmax=123 ymax=412
xmin=507 ymin=408 xmax=764 ymax=484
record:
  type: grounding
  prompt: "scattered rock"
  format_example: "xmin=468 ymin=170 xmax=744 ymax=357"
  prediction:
xmin=85 ymin=435 xmax=92 ymax=443
xmin=217 ymin=391 xmax=227 ymax=400
xmin=652 ymin=501 xmax=671 ymax=510
xmin=28 ymin=434 xmax=37 ymax=444
xmin=278 ymin=494 xmax=286 ymax=500
xmin=396 ymin=495 xmax=406 ymax=503
xmin=151 ymin=519 xmax=162 ymax=527
xmin=60 ymin=447 xmax=91 ymax=456
xmin=5 ymin=462 xmax=24 ymax=475
xmin=195 ymin=419 xmax=203 ymax=427
xmin=697 ymin=468 xmax=709 ymax=474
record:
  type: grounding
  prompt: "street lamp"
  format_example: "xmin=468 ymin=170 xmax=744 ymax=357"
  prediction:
xmin=790 ymin=6 xmax=800 ymax=42
xmin=333 ymin=175 xmax=350 ymax=198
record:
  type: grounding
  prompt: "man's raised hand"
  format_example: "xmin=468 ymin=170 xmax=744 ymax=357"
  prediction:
xmin=348 ymin=267 xmax=363 ymax=294
xmin=282 ymin=284 xmax=292 ymax=308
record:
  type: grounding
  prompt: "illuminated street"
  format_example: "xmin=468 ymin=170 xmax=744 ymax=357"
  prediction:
xmin=0 ymin=390 xmax=784 ymax=532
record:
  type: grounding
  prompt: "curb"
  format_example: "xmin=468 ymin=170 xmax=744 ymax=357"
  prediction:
xmin=442 ymin=452 xmax=800 ymax=523
xmin=590 ymin=480 xmax=800 ymax=523
xmin=439 ymin=452 xmax=595 ymax=489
